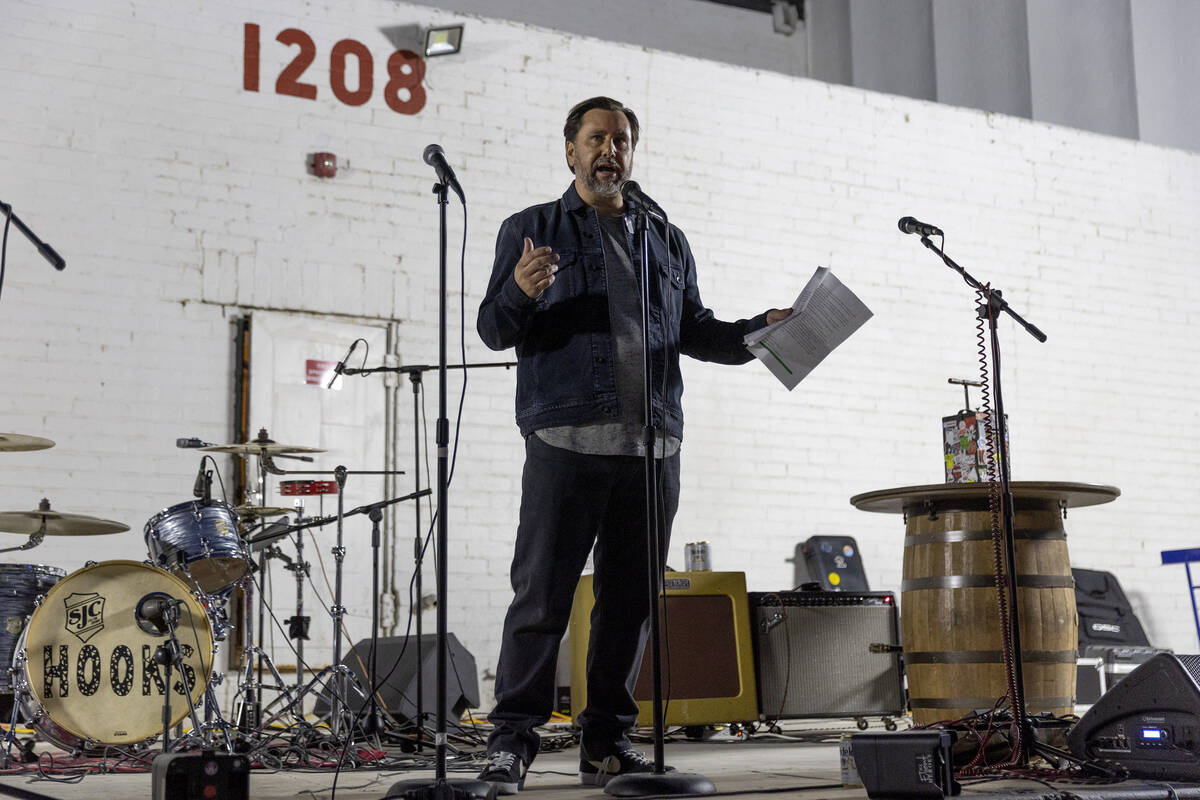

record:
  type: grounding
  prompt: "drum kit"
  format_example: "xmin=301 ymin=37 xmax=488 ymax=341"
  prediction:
xmin=0 ymin=428 xmax=415 ymax=764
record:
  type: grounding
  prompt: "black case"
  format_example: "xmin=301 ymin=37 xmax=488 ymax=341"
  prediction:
xmin=1073 ymin=567 xmax=1151 ymax=652
xmin=796 ymin=535 xmax=870 ymax=592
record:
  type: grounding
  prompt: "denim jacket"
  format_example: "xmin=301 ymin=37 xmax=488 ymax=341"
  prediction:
xmin=477 ymin=183 xmax=768 ymax=440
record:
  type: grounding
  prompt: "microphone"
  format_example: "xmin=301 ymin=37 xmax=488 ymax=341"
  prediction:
xmin=192 ymin=458 xmax=210 ymax=502
xmin=898 ymin=216 xmax=943 ymax=237
xmin=327 ymin=340 xmax=360 ymax=389
xmin=620 ymin=181 xmax=666 ymax=221
xmin=137 ymin=595 xmax=183 ymax=633
xmin=422 ymin=144 xmax=465 ymax=202
xmin=176 ymin=437 xmax=214 ymax=449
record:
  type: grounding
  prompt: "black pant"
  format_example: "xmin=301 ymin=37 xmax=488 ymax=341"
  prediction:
xmin=486 ymin=434 xmax=680 ymax=765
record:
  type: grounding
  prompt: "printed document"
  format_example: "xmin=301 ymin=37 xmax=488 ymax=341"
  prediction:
xmin=744 ymin=266 xmax=873 ymax=390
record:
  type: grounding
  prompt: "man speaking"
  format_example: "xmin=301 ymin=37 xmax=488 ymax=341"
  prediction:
xmin=476 ymin=96 xmax=790 ymax=794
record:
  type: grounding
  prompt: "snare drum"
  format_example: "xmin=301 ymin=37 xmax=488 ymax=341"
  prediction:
xmin=0 ymin=564 xmax=66 ymax=690
xmin=145 ymin=499 xmax=249 ymax=593
xmin=13 ymin=560 xmax=214 ymax=751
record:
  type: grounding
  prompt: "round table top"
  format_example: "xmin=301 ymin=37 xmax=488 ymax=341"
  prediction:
xmin=850 ymin=481 xmax=1120 ymax=514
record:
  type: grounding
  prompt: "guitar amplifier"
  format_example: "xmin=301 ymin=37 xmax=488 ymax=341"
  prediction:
xmin=749 ymin=591 xmax=904 ymax=719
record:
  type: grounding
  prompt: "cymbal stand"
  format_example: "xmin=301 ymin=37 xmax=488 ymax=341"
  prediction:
xmin=0 ymin=500 xmax=50 ymax=555
xmin=284 ymin=497 xmax=311 ymax=702
xmin=232 ymin=563 xmax=301 ymax=735
xmin=231 ymin=451 xmax=312 ymax=737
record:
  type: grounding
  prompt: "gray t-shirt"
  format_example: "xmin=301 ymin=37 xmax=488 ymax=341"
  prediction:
xmin=536 ymin=212 xmax=680 ymax=458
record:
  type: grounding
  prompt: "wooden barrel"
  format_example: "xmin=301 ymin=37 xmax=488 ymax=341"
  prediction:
xmin=901 ymin=503 xmax=1078 ymax=726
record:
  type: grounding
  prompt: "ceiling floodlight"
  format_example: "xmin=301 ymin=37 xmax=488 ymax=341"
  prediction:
xmin=424 ymin=25 xmax=463 ymax=57
xmin=772 ymin=0 xmax=801 ymax=36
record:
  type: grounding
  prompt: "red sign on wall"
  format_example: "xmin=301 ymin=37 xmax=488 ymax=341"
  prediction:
xmin=306 ymin=359 xmax=338 ymax=386
xmin=244 ymin=23 xmax=426 ymax=115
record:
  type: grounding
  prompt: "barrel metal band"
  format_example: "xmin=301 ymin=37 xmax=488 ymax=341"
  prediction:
xmin=905 ymin=650 xmax=1077 ymax=665
xmin=901 ymin=574 xmax=1074 ymax=591
xmin=909 ymin=696 xmax=1074 ymax=709
xmin=904 ymin=529 xmax=1066 ymax=547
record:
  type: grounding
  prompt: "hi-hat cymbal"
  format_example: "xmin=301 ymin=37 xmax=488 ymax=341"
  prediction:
xmin=234 ymin=504 xmax=293 ymax=519
xmin=0 ymin=433 xmax=55 ymax=452
xmin=0 ymin=502 xmax=129 ymax=536
xmin=201 ymin=442 xmax=324 ymax=455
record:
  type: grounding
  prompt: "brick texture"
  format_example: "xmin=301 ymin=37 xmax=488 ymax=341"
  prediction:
xmin=2 ymin=1 xmax=1198 ymax=715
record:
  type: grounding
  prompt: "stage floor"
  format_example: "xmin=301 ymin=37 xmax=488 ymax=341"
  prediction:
xmin=3 ymin=722 xmax=1200 ymax=800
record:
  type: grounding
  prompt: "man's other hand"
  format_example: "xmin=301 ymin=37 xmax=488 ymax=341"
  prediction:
xmin=765 ymin=308 xmax=793 ymax=325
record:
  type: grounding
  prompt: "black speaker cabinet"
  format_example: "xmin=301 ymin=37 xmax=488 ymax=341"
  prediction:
xmin=749 ymin=591 xmax=904 ymax=719
xmin=314 ymin=633 xmax=479 ymax=725
xmin=1069 ymin=652 xmax=1200 ymax=780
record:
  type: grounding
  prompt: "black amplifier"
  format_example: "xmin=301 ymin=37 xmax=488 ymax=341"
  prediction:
xmin=748 ymin=590 xmax=904 ymax=720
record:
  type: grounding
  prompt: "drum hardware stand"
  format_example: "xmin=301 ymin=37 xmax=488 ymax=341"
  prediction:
xmin=232 ymin=557 xmax=303 ymax=737
xmin=913 ymin=230 xmax=1047 ymax=767
xmin=226 ymin=438 xmax=317 ymax=740
xmin=287 ymin=496 xmax=311 ymax=701
xmin=258 ymin=542 xmax=312 ymax=705
xmin=340 ymin=358 xmax=513 ymax=752
xmin=2 ymin=672 xmax=28 ymax=769
xmin=241 ymin=468 xmax=423 ymax=748
xmin=249 ymin=485 xmax=430 ymax=741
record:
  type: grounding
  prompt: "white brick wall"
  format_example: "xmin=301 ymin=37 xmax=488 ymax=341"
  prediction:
xmin=2 ymin=1 xmax=1199 ymax=716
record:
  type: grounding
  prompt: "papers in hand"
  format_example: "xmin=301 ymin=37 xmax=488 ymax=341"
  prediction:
xmin=744 ymin=266 xmax=873 ymax=391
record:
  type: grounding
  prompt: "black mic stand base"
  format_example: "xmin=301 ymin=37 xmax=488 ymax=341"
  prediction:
xmin=383 ymin=778 xmax=496 ymax=799
xmin=604 ymin=772 xmax=716 ymax=797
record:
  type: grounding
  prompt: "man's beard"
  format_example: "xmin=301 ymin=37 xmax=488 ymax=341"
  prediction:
xmin=577 ymin=160 xmax=627 ymax=198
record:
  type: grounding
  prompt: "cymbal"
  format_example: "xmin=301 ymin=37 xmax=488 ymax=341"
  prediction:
xmin=201 ymin=442 xmax=324 ymax=455
xmin=0 ymin=504 xmax=130 ymax=536
xmin=0 ymin=433 xmax=55 ymax=452
xmin=234 ymin=504 xmax=293 ymax=519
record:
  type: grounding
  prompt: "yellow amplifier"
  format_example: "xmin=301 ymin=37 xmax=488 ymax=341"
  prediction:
xmin=568 ymin=570 xmax=758 ymax=727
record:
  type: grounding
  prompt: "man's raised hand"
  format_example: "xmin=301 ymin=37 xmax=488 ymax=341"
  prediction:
xmin=514 ymin=237 xmax=560 ymax=299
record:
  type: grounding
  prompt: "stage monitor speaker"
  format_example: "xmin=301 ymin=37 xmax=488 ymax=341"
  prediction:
xmin=851 ymin=730 xmax=959 ymax=799
xmin=569 ymin=571 xmax=758 ymax=727
xmin=1069 ymin=652 xmax=1200 ymax=780
xmin=790 ymin=535 xmax=870 ymax=592
xmin=313 ymin=633 xmax=479 ymax=726
xmin=749 ymin=590 xmax=904 ymax=719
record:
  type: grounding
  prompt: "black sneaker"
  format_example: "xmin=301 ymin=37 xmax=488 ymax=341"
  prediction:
xmin=579 ymin=747 xmax=671 ymax=786
xmin=478 ymin=750 xmax=527 ymax=795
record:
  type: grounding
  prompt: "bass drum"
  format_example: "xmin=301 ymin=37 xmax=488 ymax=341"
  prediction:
xmin=13 ymin=560 xmax=214 ymax=752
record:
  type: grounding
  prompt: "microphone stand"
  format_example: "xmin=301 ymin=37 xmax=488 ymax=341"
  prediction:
xmin=384 ymin=181 xmax=491 ymax=800
xmin=342 ymin=359 xmax=514 ymax=750
xmin=604 ymin=205 xmax=715 ymax=797
xmin=916 ymin=233 xmax=1046 ymax=767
